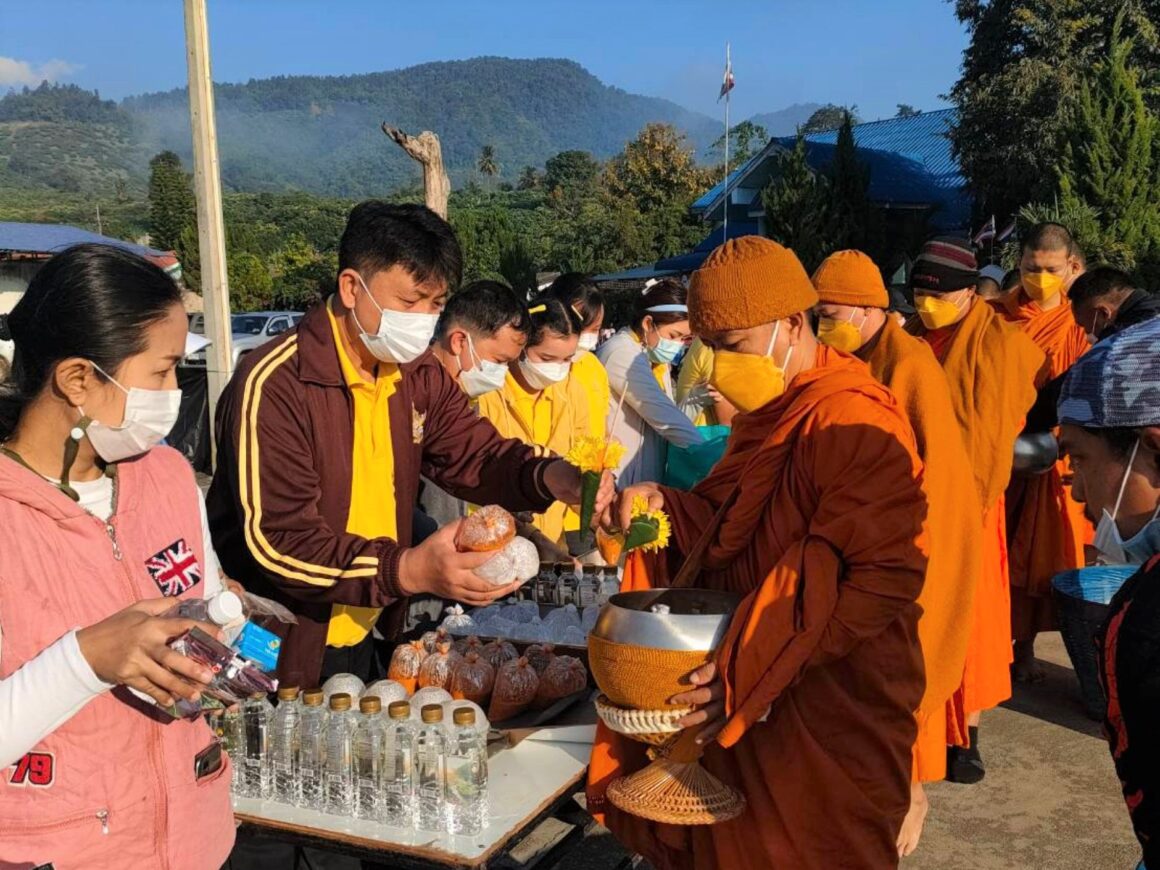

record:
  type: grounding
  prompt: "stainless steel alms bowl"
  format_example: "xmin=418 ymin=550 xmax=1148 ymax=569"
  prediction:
xmin=591 ymin=589 xmax=743 ymax=652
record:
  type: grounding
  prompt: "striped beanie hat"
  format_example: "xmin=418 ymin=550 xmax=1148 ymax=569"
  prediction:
xmin=910 ymin=236 xmax=978 ymax=294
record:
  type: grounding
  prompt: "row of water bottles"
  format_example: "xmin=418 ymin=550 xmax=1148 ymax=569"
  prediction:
xmin=220 ymin=687 xmax=489 ymax=835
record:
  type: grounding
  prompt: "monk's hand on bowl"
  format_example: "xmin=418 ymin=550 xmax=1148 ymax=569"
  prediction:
xmin=671 ymin=662 xmax=726 ymax=745
xmin=398 ymin=520 xmax=520 ymax=606
xmin=615 ymin=483 xmax=665 ymax=531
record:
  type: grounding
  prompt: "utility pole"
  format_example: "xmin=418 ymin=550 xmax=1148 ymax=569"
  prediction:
xmin=184 ymin=0 xmax=233 ymax=465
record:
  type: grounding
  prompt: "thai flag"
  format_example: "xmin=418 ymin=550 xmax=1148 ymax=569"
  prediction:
xmin=145 ymin=538 xmax=202 ymax=597
xmin=972 ymin=216 xmax=996 ymax=247
xmin=996 ymin=217 xmax=1017 ymax=243
xmin=718 ymin=44 xmax=735 ymax=102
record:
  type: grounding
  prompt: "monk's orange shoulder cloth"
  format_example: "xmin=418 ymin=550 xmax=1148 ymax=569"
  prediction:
xmin=994 ymin=290 xmax=1089 ymax=384
xmin=863 ymin=318 xmax=982 ymax=723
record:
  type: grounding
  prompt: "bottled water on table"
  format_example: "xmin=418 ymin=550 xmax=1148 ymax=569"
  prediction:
xmin=414 ymin=704 xmax=447 ymax=833
xmin=445 ymin=706 xmax=488 ymax=835
xmin=323 ymin=693 xmax=357 ymax=815
xmin=296 ymin=688 xmax=328 ymax=810
xmin=384 ymin=701 xmax=417 ymax=827
xmin=242 ymin=692 xmax=274 ymax=799
xmin=353 ymin=697 xmax=389 ymax=821
xmin=219 ymin=707 xmax=245 ymax=793
xmin=270 ymin=686 xmax=301 ymax=804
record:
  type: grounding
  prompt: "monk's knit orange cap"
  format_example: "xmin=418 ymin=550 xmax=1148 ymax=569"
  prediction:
xmin=811 ymin=249 xmax=889 ymax=308
xmin=689 ymin=236 xmax=818 ymax=333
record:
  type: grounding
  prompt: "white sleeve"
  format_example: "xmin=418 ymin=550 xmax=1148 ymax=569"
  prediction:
xmin=0 ymin=629 xmax=113 ymax=768
xmin=608 ymin=347 xmax=704 ymax=449
xmin=197 ymin=483 xmax=224 ymax=599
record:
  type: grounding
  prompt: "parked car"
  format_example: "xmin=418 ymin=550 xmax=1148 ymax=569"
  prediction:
xmin=185 ymin=311 xmax=303 ymax=367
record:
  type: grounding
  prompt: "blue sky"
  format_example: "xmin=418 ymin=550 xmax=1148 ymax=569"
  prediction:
xmin=0 ymin=0 xmax=968 ymax=121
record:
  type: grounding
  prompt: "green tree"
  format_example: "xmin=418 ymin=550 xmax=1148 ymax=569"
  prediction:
xmin=710 ymin=120 xmax=770 ymax=165
xmin=544 ymin=150 xmax=600 ymax=196
xmin=895 ymin=104 xmax=920 ymax=118
xmin=1056 ymin=17 xmax=1160 ymax=273
xmin=477 ymin=145 xmax=500 ymax=180
xmin=517 ymin=165 xmax=542 ymax=190
xmin=228 ymin=251 xmax=274 ymax=312
xmin=147 ymin=151 xmax=195 ymax=252
xmin=761 ymin=135 xmax=833 ymax=272
xmin=602 ymin=123 xmax=713 ymax=215
xmin=498 ymin=234 xmax=538 ymax=297
xmin=825 ymin=112 xmax=872 ymax=251
xmin=802 ymin=104 xmax=859 ymax=134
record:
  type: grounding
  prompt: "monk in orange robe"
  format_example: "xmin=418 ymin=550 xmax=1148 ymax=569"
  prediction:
xmin=588 ymin=237 xmax=929 ymax=870
xmin=813 ymin=249 xmax=982 ymax=856
xmin=909 ymin=236 xmax=1044 ymax=784
xmin=995 ymin=222 xmax=1090 ymax=680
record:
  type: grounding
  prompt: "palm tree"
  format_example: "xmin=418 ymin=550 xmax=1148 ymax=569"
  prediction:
xmin=477 ymin=145 xmax=500 ymax=182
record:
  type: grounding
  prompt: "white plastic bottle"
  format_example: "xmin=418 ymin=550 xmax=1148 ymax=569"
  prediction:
xmin=270 ymin=686 xmax=301 ymax=804
xmin=414 ymin=704 xmax=447 ymax=832
xmin=168 ymin=590 xmax=244 ymax=627
xmin=445 ymin=706 xmax=488 ymax=834
xmin=323 ymin=692 xmax=357 ymax=816
xmin=241 ymin=692 xmax=274 ymax=799
xmin=384 ymin=700 xmax=417 ymax=827
xmin=296 ymin=688 xmax=328 ymax=810
xmin=353 ymin=696 xmax=388 ymax=821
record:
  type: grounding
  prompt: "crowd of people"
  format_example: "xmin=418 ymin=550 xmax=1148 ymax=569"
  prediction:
xmin=0 ymin=200 xmax=1156 ymax=870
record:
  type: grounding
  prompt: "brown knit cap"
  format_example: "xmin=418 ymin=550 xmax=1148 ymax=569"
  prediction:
xmin=812 ymin=250 xmax=889 ymax=308
xmin=689 ymin=236 xmax=818 ymax=333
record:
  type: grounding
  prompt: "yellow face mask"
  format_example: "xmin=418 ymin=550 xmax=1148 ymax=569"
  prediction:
xmin=1021 ymin=270 xmax=1065 ymax=303
xmin=915 ymin=293 xmax=967 ymax=330
xmin=710 ymin=322 xmax=793 ymax=415
xmin=817 ymin=310 xmax=865 ymax=353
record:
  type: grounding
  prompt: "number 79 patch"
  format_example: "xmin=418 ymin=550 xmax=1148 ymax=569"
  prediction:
xmin=7 ymin=751 xmax=54 ymax=788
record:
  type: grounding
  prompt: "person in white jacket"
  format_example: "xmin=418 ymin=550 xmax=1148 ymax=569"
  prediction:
xmin=597 ymin=278 xmax=703 ymax=485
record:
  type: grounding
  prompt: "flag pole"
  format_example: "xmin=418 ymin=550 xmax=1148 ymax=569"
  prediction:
xmin=722 ymin=42 xmax=730 ymax=243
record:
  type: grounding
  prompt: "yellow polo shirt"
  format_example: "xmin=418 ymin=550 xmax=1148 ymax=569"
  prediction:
xmin=325 ymin=301 xmax=402 ymax=648
xmin=675 ymin=337 xmax=718 ymax=427
xmin=567 ymin=351 xmax=610 ymax=439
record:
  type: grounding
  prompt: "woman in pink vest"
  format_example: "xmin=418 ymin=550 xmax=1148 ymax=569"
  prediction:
xmin=0 ymin=244 xmax=236 ymax=869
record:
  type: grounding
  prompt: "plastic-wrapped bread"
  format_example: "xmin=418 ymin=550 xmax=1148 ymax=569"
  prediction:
xmin=420 ymin=626 xmax=451 ymax=655
xmin=453 ymin=634 xmax=484 ymax=658
xmin=533 ymin=655 xmax=588 ymax=709
xmin=480 ymin=639 xmax=519 ymax=672
xmin=488 ymin=656 xmax=540 ymax=722
xmin=387 ymin=640 xmax=426 ymax=694
xmin=455 ymin=505 xmax=517 ymax=553
xmin=361 ymin=679 xmax=408 ymax=706
xmin=418 ymin=640 xmax=463 ymax=691
xmin=524 ymin=643 xmax=556 ymax=675
xmin=321 ymin=672 xmax=365 ymax=704
xmin=448 ymin=652 xmax=496 ymax=706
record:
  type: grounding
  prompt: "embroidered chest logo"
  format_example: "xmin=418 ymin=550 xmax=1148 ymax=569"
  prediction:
xmin=412 ymin=407 xmax=426 ymax=444
xmin=7 ymin=751 xmax=54 ymax=788
xmin=145 ymin=539 xmax=202 ymax=596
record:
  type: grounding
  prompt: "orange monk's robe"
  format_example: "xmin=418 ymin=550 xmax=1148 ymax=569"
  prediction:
xmin=588 ymin=348 xmax=929 ymax=870
xmin=924 ymin=298 xmax=1044 ymax=714
xmin=995 ymin=291 xmax=1091 ymax=640
xmin=857 ymin=317 xmax=982 ymax=782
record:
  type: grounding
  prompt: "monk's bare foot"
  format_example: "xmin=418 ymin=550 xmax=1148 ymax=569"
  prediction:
xmin=1012 ymin=639 xmax=1046 ymax=683
xmin=897 ymin=782 xmax=929 ymax=858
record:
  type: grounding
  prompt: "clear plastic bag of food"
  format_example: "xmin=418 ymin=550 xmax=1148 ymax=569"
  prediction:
xmin=418 ymin=641 xmax=463 ymax=690
xmin=480 ymin=639 xmax=519 ymax=672
xmin=453 ymin=635 xmax=485 ymax=658
xmin=533 ymin=655 xmax=588 ymax=709
xmin=488 ymin=656 xmax=540 ymax=722
xmin=388 ymin=639 xmax=427 ymax=694
xmin=441 ymin=604 xmax=476 ymax=635
xmin=525 ymin=643 xmax=556 ymax=675
xmin=421 ymin=626 xmax=451 ymax=655
xmin=361 ymin=679 xmax=408 ymax=706
xmin=449 ymin=652 xmax=496 ymax=706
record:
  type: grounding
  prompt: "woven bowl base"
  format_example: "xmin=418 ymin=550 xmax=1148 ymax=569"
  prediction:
xmin=606 ymin=759 xmax=747 ymax=825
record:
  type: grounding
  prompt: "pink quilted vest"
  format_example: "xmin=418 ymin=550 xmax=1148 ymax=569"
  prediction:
xmin=0 ymin=447 xmax=235 ymax=870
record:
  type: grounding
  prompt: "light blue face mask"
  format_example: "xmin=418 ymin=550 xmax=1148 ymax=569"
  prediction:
xmin=646 ymin=325 xmax=684 ymax=365
xmin=1093 ymin=437 xmax=1160 ymax=566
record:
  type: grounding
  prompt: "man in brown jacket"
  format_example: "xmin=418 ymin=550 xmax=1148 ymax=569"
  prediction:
xmin=208 ymin=202 xmax=606 ymax=690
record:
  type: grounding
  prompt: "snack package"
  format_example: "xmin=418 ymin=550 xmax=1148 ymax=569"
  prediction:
xmin=533 ymin=655 xmax=588 ymax=709
xmin=488 ymin=657 xmax=540 ymax=722
xmin=361 ymin=679 xmax=408 ymax=706
xmin=442 ymin=604 xmax=476 ymax=635
xmin=162 ymin=627 xmax=278 ymax=719
xmin=321 ymin=672 xmax=366 ymax=703
xmin=456 ymin=505 xmax=516 ymax=552
xmin=410 ymin=686 xmax=452 ymax=714
xmin=480 ymin=639 xmax=519 ymax=672
xmin=418 ymin=641 xmax=463 ymax=690
xmin=387 ymin=639 xmax=427 ymax=694
xmin=448 ymin=652 xmax=496 ymax=706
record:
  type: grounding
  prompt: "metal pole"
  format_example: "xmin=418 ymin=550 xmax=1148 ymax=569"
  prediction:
xmin=722 ymin=43 xmax=730 ymax=242
xmin=184 ymin=0 xmax=233 ymax=466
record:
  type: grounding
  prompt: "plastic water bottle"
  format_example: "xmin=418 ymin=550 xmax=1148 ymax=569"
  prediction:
xmin=242 ymin=692 xmax=274 ymax=799
xmin=353 ymin=697 xmax=388 ymax=821
xmin=296 ymin=688 xmax=327 ymax=810
xmin=445 ymin=706 xmax=488 ymax=834
xmin=270 ymin=686 xmax=301 ymax=804
xmin=384 ymin=701 xmax=417 ymax=827
xmin=323 ymin=693 xmax=357 ymax=815
xmin=219 ymin=707 xmax=245 ymax=793
xmin=414 ymin=704 xmax=447 ymax=832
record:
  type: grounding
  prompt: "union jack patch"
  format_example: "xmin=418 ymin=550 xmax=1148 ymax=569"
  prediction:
xmin=145 ymin=539 xmax=202 ymax=597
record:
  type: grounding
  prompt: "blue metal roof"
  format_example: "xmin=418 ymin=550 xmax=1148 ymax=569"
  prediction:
xmin=594 ymin=221 xmax=761 ymax=283
xmin=0 ymin=222 xmax=165 ymax=258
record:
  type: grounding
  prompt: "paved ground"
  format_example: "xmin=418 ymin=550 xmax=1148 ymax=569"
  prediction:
xmin=547 ymin=632 xmax=1139 ymax=870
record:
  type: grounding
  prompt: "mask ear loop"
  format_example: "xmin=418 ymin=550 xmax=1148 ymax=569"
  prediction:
xmin=1110 ymin=437 xmax=1142 ymax=522
xmin=352 ymin=273 xmax=384 ymax=336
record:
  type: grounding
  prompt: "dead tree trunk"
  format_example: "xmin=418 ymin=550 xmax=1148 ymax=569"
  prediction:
xmin=381 ymin=123 xmax=451 ymax=219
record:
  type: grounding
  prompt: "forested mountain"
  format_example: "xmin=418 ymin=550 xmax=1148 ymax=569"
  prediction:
xmin=750 ymin=103 xmax=823 ymax=136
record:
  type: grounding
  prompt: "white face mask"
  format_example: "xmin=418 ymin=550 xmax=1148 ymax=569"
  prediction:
xmin=577 ymin=332 xmax=599 ymax=353
xmin=458 ymin=333 xmax=508 ymax=398
xmin=82 ymin=364 xmax=182 ymax=463
xmin=1093 ymin=437 xmax=1160 ymax=565
xmin=518 ymin=355 xmax=571 ymax=390
xmin=353 ymin=273 xmax=438 ymax=364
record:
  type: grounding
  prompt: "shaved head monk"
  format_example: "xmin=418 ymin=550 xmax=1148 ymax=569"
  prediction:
xmin=589 ymin=236 xmax=930 ymax=869
xmin=813 ymin=249 xmax=982 ymax=857
xmin=911 ymin=236 xmax=1044 ymax=783
xmin=996 ymin=222 xmax=1091 ymax=680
